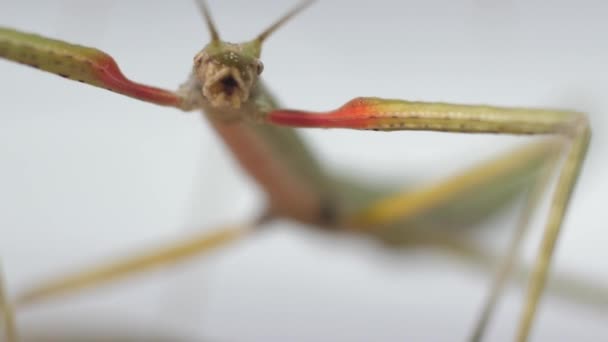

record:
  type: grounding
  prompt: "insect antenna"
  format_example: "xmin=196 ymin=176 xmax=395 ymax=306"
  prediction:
xmin=196 ymin=0 xmax=221 ymax=42
xmin=256 ymin=0 xmax=316 ymax=43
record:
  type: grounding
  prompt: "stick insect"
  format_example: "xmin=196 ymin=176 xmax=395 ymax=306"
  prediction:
xmin=0 ymin=1 xmax=606 ymax=341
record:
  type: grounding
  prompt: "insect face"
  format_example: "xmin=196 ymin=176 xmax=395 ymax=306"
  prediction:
xmin=194 ymin=42 xmax=263 ymax=109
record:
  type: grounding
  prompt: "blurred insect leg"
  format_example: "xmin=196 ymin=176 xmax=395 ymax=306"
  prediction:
xmin=347 ymin=140 xmax=558 ymax=229
xmin=269 ymin=97 xmax=590 ymax=340
xmin=0 ymin=265 xmax=17 ymax=342
xmin=411 ymin=230 xmax=608 ymax=310
xmin=469 ymin=160 xmax=555 ymax=342
xmin=15 ymin=223 xmax=255 ymax=308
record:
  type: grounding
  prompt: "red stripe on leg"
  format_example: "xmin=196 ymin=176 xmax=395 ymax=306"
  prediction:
xmin=93 ymin=54 xmax=183 ymax=107
xmin=268 ymin=98 xmax=380 ymax=129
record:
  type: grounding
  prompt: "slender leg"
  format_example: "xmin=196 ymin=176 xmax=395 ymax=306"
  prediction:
xmin=0 ymin=265 xmax=17 ymax=342
xmin=339 ymin=140 xmax=606 ymax=312
xmin=517 ymin=126 xmax=589 ymax=341
xmin=469 ymin=160 xmax=555 ymax=342
xmin=402 ymin=229 xmax=608 ymax=309
xmin=16 ymin=223 xmax=254 ymax=308
xmin=269 ymin=97 xmax=592 ymax=340
xmin=347 ymin=139 xmax=557 ymax=229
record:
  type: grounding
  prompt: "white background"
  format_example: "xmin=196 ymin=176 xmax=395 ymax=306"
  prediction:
xmin=0 ymin=1 xmax=606 ymax=341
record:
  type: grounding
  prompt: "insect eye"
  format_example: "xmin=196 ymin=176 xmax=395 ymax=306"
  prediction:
xmin=256 ymin=61 xmax=264 ymax=75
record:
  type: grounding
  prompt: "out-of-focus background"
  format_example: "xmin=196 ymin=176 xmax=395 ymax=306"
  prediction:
xmin=0 ymin=0 xmax=606 ymax=341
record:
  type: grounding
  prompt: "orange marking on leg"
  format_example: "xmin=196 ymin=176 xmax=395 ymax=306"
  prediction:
xmin=268 ymin=98 xmax=387 ymax=129
xmin=93 ymin=54 xmax=182 ymax=107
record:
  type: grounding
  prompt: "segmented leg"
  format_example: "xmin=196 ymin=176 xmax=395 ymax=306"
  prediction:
xmin=16 ymin=224 xmax=253 ymax=308
xmin=470 ymin=159 xmax=555 ymax=342
xmin=518 ymin=129 xmax=588 ymax=341
xmin=400 ymin=229 xmax=608 ymax=309
xmin=347 ymin=140 xmax=557 ymax=230
xmin=332 ymin=138 xmax=605 ymax=315
xmin=269 ymin=97 xmax=591 ymax=341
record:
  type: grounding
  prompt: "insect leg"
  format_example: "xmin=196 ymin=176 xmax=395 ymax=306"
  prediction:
xmin=470 ymin=158 xmax=555 ymax=342
xmin=15 ymin=223 xmax=254 ymax=308
xmin=268 ymin=97 xmax=591 ymax=341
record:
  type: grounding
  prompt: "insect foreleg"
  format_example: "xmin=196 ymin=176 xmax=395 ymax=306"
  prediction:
xmin=268 ymin=97 xmax=591 ymax=341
